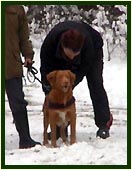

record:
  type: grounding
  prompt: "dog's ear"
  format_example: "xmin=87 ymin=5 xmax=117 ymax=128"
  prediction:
xmin=68 ymin=71 xmax=76 ymax=85
xmin=47 ymin=71 xmax=57 ymax=87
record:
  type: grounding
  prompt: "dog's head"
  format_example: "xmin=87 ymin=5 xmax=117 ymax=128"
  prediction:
xmin=47 ymin=70 xmax=76 ymax=93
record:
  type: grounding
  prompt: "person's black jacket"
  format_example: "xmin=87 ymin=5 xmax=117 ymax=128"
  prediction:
xmin=40 ymin=21 xmax=103 ymax=93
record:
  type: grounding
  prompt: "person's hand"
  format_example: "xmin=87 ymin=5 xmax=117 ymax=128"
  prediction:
xmin=24 ymin=58 xmax=33 ymax=68
xmin=42 ymin=82 xmax=51 ymax=95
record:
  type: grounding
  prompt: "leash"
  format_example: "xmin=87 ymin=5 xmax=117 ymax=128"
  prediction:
xmin=27 ymin=65 xmax=42 ymax=84
xmin=26 ymin=63 xmax=51 ymax=92
xmin=15 ymin=57 xmax=42 ymax=84
xmin=16 ymin=58 xmax=50 ymax=91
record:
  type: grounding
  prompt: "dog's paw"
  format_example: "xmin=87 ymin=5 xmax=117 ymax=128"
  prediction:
xmin=43 ymin=141 xmax=49 ymax=146
xmin=51 ymin=144 xmax=58 ymax=148
xmin=44 ymin=143 xmax=51 ymax=148
xmin=64 ymin=140 xmax=69 ymax=146
xmin=70 ymin=140 xmax=76 ymax=145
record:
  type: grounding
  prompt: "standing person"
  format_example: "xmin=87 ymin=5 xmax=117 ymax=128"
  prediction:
xmin=5 ymin=5 xmax=41 ymax=149
xmin=40 ymin=21 xmax=113 ymax=139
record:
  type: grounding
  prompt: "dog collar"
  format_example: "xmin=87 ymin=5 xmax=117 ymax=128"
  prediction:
xmin=48 ymin=96 xmax=75 ymax=109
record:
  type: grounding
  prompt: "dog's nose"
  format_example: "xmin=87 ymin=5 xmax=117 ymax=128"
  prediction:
xmin=64 ymin=81 xmax=69 ymax=87
xmin=61 ymin=79 xmax=70 ymax=92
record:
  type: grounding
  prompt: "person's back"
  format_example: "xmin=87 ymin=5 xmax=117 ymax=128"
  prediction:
xmin=40 ymin=21 xmax=103 ymax=90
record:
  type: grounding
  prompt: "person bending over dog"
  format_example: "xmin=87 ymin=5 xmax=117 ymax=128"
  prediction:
xmin=40 ymin=21 xmax=113 ymax=139
xmin=5 ymin=5 xmax=41 ymax=149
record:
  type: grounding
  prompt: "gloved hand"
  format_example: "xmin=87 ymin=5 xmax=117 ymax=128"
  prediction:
xmin=24 ymin=58 xmax=34 ymax=69
xmin=42 ymin=82 xmax=51 ymax=95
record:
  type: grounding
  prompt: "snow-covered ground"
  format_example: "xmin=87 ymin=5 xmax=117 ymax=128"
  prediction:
xmin=5 ymin=39 xmax=127 ymax=165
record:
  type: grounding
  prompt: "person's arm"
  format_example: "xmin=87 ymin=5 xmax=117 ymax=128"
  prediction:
xmin=40 ymin=53 xmax=52 ymax=94
xmin=73 ymin=39 xmax=95 ymax=87
xmin=18 ymin=6 xmax=34 ymax=61
xmin=40 ymin=40 xmax=57 ymax=94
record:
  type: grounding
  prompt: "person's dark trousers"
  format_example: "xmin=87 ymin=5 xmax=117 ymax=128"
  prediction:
xmin=5 ymin=77 xmax=41 ymax=148
xmin=86 ymin=49 xmax=113 ymax=129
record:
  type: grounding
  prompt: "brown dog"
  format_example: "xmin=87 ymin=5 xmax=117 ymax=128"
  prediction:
xmin=43 ymin=70 xmax=76 ymax=147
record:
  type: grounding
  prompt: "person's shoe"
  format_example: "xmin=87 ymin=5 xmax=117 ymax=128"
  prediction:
xmin=19 ymin=138 xmax=41 ymax=149
xmin=96 ymin=127 xmax=110 ymax=139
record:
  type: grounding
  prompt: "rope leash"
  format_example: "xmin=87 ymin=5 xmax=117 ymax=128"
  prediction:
xmin=27 ymin=66 xmax=42 ymax=84
xmin=16 ymin=58 xmax=47 ymax=88
xmin=17 ymin=58 xmax=50 ymax=91
xmin=26 ymin=64 xmax=50 ymax=91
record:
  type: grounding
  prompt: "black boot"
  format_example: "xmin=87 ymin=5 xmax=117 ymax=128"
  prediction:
xmin=13 ymin=110 xmax=41 ymax=149
xmin=96 ymin=127 xmax=110 ymax=139
xmin=96 ymin=114 xmax=113 ymax=139
xmin=19 ymin=138 xmax=41 ymax=149
xmin=48 ymin=125 xmax=68 ymax=140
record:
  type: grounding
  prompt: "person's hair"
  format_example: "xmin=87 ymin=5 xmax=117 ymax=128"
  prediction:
xmin=61 ymin=29 xmax=85 ymax=52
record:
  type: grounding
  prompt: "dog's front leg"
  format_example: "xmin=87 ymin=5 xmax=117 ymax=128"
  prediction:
xmin=70 ymin=113 xmax=76 ymax=145
xmin=60 ymin=124 xmax=68 ymax=143
xmin=43 ymin=111 xmax=49 ymax=145
xmin=50 ymin=120 xmax=57 ymax=147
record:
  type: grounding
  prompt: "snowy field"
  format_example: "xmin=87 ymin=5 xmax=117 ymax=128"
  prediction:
xmin=4 ymin=39 xmax=127 ymax=166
